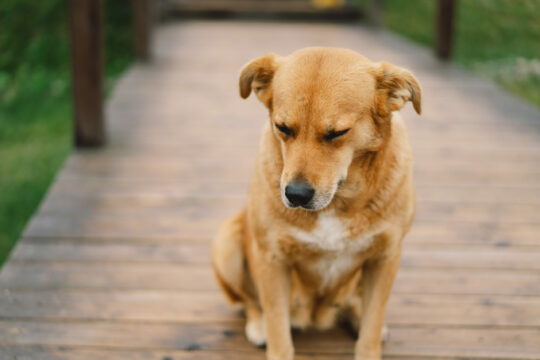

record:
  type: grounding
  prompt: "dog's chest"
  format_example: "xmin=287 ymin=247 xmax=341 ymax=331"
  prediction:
xmin=290 ymin=211 xmax=374 ymax=290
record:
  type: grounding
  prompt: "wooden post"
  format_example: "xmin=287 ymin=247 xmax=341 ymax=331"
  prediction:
xmin=69 ymin=0 xmax=105 ymax=147
xmin=436 ymin=0 xmax=456 ymax=60
xmin=132 ymin=0 xmax=153 ymax=61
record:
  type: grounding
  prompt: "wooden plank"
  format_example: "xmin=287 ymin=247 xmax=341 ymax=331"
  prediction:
xmin=0 ymin=346 xmax=428 ymax=360
xmin=0 ymin=320 xmax=539 ymax=359
xmin=68 ymin=0 xmax=104 ymax=147
xmin=415 ymin=185 xmax=540 ymax=204
xmin=23 ymin=213 xmax=540 ymax=246
xmin=10 ymin=242 xmax=540 ymax=271
xmin=10 ymin=243 xmax=211 ymax=264
xmin=48 ymin=176 xmax=250 ymax=196
xmin=400 ymin=247 xmax=540 ymax=270
xmin=407 ymin=221 xmax=540 ymax=247
xmin=0 ymin=263 xmax=218 ymax=291
xmin=1 ymin=263 xmax=539 ymax=296
xmin=415 ymin=202 xmax=540 ymax=224
xmin=1 ymin=290 xmax=539 ymax=328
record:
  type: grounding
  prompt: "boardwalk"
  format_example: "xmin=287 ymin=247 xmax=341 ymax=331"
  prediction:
xmin=1 ymin=20 xmax=540 ymax=359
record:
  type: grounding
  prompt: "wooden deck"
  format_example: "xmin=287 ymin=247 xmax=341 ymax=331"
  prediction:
xmin=1 ymin=21 xmax=540 ymax=359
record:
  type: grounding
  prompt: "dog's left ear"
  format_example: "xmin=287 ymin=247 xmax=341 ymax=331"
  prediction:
xmin=373 ymin=62 xmax=422 ymax=116
xmin=239 ymin=53 xmax=282 ymax=108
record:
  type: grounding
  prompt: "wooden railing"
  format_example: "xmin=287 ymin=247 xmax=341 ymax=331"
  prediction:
xmin=68 ymin=0 xmax=455 ymax=148
xmin=69 ymin=0 xmax=154 ymax=147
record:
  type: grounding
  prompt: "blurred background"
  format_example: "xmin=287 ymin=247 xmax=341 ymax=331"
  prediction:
xmin=1 ymin=0 xmax=538 ymax=266
xmin=0 ymin=1 xmax=133 ymax=265
xmin=0 ymin=1 xmax=539 ymax=358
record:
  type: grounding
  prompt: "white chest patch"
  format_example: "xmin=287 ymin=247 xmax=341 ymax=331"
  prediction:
xmin=292 ymin=211 xmax=348 ymax=251
xmin=290 ymin=210 xmax=374 ymax=290
xmin=291 ymin=210 xmax=373 ymax=252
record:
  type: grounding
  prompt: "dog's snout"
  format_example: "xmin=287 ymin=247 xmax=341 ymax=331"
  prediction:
xmin=285 ymin=181 xmax=315 ymax=207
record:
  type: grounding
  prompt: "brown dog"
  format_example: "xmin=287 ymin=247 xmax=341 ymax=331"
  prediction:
xmin=212 ymin=47 xmax=421 ymax=360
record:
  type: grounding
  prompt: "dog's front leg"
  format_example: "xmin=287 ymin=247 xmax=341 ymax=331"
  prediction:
xmin=253 ymin=244 xmax=294 ymax=360
xmin=355 ymin=250 xmax=401 ymax=360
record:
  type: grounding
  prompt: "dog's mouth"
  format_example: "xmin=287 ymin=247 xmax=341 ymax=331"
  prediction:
xmin=285 ymin=202 xmax=315 ymax=211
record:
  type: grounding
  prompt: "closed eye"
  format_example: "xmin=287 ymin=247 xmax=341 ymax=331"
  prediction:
xmin=275 ymin=123 xmax=293 ymax=137
xmin=324 ymin=128 xmax=350 ymax=141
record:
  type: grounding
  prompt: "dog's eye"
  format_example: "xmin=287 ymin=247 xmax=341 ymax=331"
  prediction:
xmin=324 ymin=128 xmax=350 ymax=141
xmin=275 ymin=123 xmax=292 ymax=137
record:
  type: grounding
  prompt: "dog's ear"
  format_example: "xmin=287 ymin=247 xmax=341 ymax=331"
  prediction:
xmin=373 ymin=62 xmax=422 ymax=116
xmin=239 ymin=53 xmax=281 ymax=108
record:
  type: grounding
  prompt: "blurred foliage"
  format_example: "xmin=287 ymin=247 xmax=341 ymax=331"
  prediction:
xmin=377 ymin=0 xmax=436 ymax=48
xmin=358 ymin=0 xmax=540 ymax=106
xmin=0 ymin=1 xmax=134 ymax=265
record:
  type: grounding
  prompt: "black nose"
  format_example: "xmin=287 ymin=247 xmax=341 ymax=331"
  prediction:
xmin=285 ymin=181 xmax=315 ymax=207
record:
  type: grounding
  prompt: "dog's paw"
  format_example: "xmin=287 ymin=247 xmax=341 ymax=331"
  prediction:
xmin=245 ymin=316 xmax=267 ymax=348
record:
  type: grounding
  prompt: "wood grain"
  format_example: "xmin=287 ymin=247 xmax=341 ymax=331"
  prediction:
xmin=1 ymin=290 xmax=539 ymax=327
xmin=1 ymin=263 xmax=539 ymax=296
xmin=0 ymin=320 xmax=539 ymax=359
xmin=10 ymin=242 xmax=540 ymax=271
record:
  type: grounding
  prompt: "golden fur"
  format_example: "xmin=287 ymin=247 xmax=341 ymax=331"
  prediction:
xmin=212 ymin=47 xmax=421 ymax=360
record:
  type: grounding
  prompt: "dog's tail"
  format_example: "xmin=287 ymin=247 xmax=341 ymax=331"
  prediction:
xmin=212 ymin=209 xmax=248 ymax=304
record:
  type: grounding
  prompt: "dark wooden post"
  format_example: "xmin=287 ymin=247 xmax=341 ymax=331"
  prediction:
xmin=69 ymin=0 xmax=105 ymax=147
xmin=436 ymin=0 xmax=456 ymax=60
xmin=132 ymin=0 xmax=153 ymax=61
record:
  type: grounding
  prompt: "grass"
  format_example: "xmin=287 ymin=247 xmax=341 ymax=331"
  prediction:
xmin=0 ymin=93 xmax=72 ymax=263
xmin=0 ymin=1 xmax=133 ymax=266
xmin=363 ymin=0 xmax=540 ymax=106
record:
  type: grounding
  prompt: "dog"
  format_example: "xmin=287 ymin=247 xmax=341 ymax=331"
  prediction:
xmin=212 ymin=47 xmax=421 ymax=360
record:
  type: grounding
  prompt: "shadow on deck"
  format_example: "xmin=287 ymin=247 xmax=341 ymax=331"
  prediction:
xmin=1 ymin=20 xmax=540 ymax=359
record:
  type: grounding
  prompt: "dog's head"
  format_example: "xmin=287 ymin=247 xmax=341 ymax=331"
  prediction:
xmin=239 ymin=47 xmax=421 ymax=211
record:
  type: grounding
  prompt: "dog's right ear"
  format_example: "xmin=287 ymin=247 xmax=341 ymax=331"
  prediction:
xmin=239 ymin=53 xmax=281 ymax=108
xmin=373 ymin=62 xmax=422 ymax=116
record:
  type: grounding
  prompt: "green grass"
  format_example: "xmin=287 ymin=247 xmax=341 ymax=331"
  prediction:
xmin=361 ymin=0 xmax=540 ymax=106
xmin=0 ymin=1 xmax=133 ymax=266
xmin=0 ymin=94 xmax=72 ymax=262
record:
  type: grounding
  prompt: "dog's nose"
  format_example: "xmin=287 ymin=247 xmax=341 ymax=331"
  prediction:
xmin=285 ymin=181 xmax=315 ymax=207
